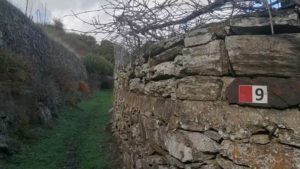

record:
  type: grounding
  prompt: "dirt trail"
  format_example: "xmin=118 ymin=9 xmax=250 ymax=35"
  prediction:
xmin=3 ymin=90 xmax=120 ymax=169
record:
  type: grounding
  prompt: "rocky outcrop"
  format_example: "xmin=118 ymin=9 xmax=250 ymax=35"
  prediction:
xmin=113 ymin=9 xmax=300 ymax=169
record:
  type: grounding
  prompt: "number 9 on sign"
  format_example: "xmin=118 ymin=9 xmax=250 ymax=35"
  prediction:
xmin=239 ymin=85 xmax=268 ymax=104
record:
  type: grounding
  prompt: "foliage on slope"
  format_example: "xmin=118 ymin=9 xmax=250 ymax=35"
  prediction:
xmin=42 ymin=21 xmax=114 ymax=65
xmin=0 ymin=50 xmax=34 ymax=140
xmin=42 ymin=21 xmax=115 ymax=89
xmin=0 ymin=0 xmax=88 ymax=158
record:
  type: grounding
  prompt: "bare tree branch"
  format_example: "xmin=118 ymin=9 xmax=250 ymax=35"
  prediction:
xmin=65 ymin=0 xmax=297 ymax=50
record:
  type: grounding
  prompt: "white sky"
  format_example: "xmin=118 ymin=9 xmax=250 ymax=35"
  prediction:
xmin=7 ymin=0 xmax=109 ymax=41
xmin=6 ymin=0 xmax=280 ymax=42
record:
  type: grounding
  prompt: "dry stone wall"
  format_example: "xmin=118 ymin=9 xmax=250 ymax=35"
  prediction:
xmin=113 ymin=9 xmax=300 ymax=169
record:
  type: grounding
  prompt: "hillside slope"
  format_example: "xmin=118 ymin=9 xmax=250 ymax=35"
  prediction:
xmin=42 ymin=23 xmax=115 ymax=89
xmin=0 ymin=0 xmax=88 ymax=158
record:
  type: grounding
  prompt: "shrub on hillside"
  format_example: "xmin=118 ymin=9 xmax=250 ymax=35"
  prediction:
xmin=32 ymin=76 xmax=61 ymax=111
xmin=78 ymin=81 xmax=91 ymax=96
xmin=51 ymin=66 xmax=78 ymax=93
xmin=42 ymin=24 xmax=115 ymax=65
xmin=84 ymin=54 xmax=113 ymax=76
xmin=0 ymin=50 xmax=31 ymax=95
xmin=95 ymin=40 xmax=115 ymax=63
xmin=53 ymin=19 xmax=64 ymax=31
xmin=42 ymin=22 xmax=115 ymax=90
xmin=100 ymin=76 xmax=114 ymax=89
xmin=0 ymin=50 xmax=36 ymax=139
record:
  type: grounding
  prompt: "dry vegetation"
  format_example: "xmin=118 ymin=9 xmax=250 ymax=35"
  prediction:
xmin=42 ymin=21 xmax=115 ymax=89
xmin=70 ymin=0 xmax=299 ymax=50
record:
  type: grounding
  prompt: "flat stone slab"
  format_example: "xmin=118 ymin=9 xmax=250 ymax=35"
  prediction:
xmin=149 ymin=46 xmax=183 ymax=66
xmin=176 ymin=76 xmax=223 ymax=101
xmin=230 ymin=12 xmax=299 ymax=27
xmin=148 ymin=61 xmax=181 ymax=80
xmin=184 ymin=33 xmax=215 ymax=47
xmin=226 ymin=34 xmax=300 ymax=77
xmin=177 ymin=40 xmax=229 ymax=76
xmin=141 ymin=36 xmax=183 ymax=60
xmin=226 ymin=77 xmax=300 ymax=109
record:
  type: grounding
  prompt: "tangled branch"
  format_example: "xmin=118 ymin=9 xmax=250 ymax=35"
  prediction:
xmin=69 ymin=0 xmax=298 ymax=49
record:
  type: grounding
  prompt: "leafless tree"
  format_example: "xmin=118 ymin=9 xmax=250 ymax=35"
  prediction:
xmin=70 ymin=0 xmax=298 ymax=49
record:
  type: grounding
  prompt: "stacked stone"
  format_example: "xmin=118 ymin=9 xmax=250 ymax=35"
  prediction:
xmin=113 ymin=10 xmax=300 ymax=169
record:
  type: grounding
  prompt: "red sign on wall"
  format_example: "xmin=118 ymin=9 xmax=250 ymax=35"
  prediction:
xmin=239 ymin=85 xmax=268 ymax=104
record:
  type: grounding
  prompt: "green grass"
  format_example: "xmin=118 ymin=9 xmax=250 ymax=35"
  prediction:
xmin=2 ymin=90 xmax=115 ymax=169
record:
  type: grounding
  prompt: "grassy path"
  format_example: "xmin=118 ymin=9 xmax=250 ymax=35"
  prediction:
xmin=2 ymin=90 xmax=118 ymax=169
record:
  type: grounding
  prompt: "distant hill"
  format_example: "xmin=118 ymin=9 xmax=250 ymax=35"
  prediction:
xmin=42 ymin=23 xmax=114 ymax=89
xmin=42 ymin=23 xmax=114 ymax=62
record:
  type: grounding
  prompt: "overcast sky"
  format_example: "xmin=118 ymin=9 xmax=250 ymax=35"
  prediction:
xmin=7 ymin=0 xmax=108 ymax=41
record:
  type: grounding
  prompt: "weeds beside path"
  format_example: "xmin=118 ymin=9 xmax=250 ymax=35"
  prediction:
xmin=2 ymin=90 xmax=119 ymax=169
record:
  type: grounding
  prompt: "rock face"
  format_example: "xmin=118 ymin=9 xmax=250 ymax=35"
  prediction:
xmin=113 ymin=9 xmax=300 ymax=169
